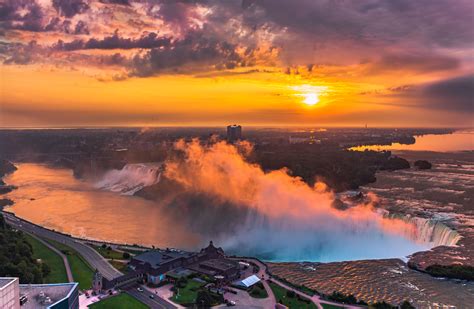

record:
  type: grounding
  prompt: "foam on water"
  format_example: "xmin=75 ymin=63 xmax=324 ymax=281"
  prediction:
xmin=95 ymin=163 xmax=162 ymax=195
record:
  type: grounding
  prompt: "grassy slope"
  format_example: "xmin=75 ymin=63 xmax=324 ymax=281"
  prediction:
xmin=109 ymin=260 xmax=129 ymax=273
xmin=171 ymin=280 xmax=205 ymax=304
xmin=89 ymin=293 xmax=149 ymax=309
xmin=269 ymin=282 xmax=317 ymax=309
xmin=23 ymin=233 xmax=69 ymax=283
xmin=321 ymin=304 xmax=344 ymax=309
xmin=45 ymin=239 xmax=94 ymax=290
xmin=90 ymin=245 xmax=124 ymax=260
xmin=249 ymin=282 xmax=269 ymax=299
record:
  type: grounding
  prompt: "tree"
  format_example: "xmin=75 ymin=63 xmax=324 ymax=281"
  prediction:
xmin=400 ymin=301 xmax=415 ymax=309
xmin=0 ymin=214 xmax=44 ymax=284
xmin=122 ymin=252 xmax=131 ymax=259
xmin=41 ymin=263 xmax=51 ymax=277
xmin=196 ymin=290 xmax=213 ymax=308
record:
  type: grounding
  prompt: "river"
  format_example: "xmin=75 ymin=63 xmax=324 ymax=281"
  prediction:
xmin=349 ymin=131 xmax=473 ymax=152
xmin=3 ymin=162 xmax=458 ymax=262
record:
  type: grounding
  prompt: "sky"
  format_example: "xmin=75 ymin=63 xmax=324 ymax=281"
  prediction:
xmin=0 ymin=0 xmax=473 ymax=127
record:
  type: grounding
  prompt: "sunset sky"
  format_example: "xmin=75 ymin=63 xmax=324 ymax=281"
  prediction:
xmin=1 ymin=0 xmax=473 ymax=127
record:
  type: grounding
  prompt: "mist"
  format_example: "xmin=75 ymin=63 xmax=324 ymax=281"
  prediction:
xmin=95 ymin=163 xmax=162 ymax=195
xmin=90 ymin=139 xmax=457 ymax=261
xmin=159 ymin=139 xmax=439 ymax=261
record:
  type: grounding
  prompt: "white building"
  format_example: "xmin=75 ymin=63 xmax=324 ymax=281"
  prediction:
xmin=0 ymin=278 xmax=20 ymax=309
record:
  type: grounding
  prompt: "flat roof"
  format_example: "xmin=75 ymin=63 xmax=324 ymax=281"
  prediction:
xmin=19 ymin=282 xmax=78 ymax=309
xmin=133 ymin=249 xmax=194 ymax=268
xmin=0 ymin=277 xmax=18 ymax=289
xmin=237 ymin=275 xmax=261 ymax=288
xmin=199 ymin=259 xmax=238 ymax=272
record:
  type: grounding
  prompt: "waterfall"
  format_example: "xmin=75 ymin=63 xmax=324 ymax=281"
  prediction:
xmin=95 ymin=163 xmax=162 ymax=195
xmin=389 ymin=214 xmax=461 ymax=247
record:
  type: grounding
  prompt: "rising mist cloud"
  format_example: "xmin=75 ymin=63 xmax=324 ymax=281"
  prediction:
xmin=161 ymin=139 xmax=433 ymax=261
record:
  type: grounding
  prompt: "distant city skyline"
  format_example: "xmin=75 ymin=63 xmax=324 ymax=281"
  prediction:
xmin=1 ymin=0 xmax=473 ymax=127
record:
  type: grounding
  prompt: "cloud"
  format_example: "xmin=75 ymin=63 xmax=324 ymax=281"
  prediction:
xmin=52 ymin=0 xmax=89 ymax=18
xmin=55 ymin=31 xmax=172 ymax=50
xmin=99 ymin=0 xmax=130 ymax=5
xmin=369 ymin=53 xmax=460 ymax=74
xmin=422 ymin=75 xmax=474 ymax=112
xmin=161 ymin=139 xmax=431 ymax=261
xmin=129 ymin=31 xmax=243 ymax=77
xmin=0 ymin=0 xmax=45 ymax=31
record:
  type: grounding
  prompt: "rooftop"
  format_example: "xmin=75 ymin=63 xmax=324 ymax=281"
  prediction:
xmin=0 ymin=277 xmax=18 ymax=289
xmin=236 ymin=274 xmax=261 ymax=288
xmin=133 ymin=249 xmax=194 ymax=268
xmin=200 ymin=259 xmax=238 ymax=272
xmin=19 ymin=282 xmax=78 ymax=309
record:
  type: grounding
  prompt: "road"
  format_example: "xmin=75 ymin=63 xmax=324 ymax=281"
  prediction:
xmin=26 ymin=231 xmax=74 ymax=282
xmin=3 ymin=212 xmax=123 ymax=281
xmin=125 ymin=286 xmax=177 ymax=309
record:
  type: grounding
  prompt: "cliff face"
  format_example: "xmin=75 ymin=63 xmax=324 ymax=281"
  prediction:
xmin=0 ymin=159 xmax=16 ymax=178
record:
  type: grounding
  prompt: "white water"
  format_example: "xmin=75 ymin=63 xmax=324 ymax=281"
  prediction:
xmin=95 ymin=163 xmax=162 ymax=195
xmin=392 ymin=215 xmax=461 ymax=247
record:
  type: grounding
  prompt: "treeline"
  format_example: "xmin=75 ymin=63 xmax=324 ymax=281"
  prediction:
xmin=425 ymin=264 xmax=474 ymax=281
xmin=254 ymin=145 xmax=395 ymax=191
xmin=327 ymin=291 xmax=415 ymax=308
xmin=0 ymin=214 xmax=50 ymax=283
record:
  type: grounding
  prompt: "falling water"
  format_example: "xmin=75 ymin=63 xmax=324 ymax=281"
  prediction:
xmin=388 ymin=214 xmax=461 ymax=247
xmin=94 ymin=163 xmax=162 ymax=195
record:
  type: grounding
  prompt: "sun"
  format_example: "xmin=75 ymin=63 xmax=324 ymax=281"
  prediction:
xmin=291 ymin=84 xmax=329 ymax=107
xmin=302 ymin=93 xmax=319 ymax=106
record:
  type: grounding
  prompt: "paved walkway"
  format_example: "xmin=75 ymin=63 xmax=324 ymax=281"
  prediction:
xmin=26 ymin=231 xmax=74 ymax=283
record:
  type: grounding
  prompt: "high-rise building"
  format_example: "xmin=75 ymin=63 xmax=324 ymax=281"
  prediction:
xmin=227 ymin=125 xmax=242 ymax=142
xmin=0 ymin=278 xmax=19 ymax=309
xmin=1 ymin=278 xmax=79 ymax=309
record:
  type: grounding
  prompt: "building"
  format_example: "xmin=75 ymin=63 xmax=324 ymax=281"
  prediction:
xmin=227 ymin=125 xmax=242 ymax=142
xmin=19 ymin=282 xmax=79 ymax=309
xmin=234 ymin=274 xmax=261 ymax=289
xmin=129 ymin=249 xmax=197 ymax=285
xmin=1 ymin=278 xmax=20 ymax=309
xmin=128 ymin=241 xmax=240 ymax=285
xmin=188 ymin=258 xmax=240 ymax=281
xmin=0 ymin=278 xmax=78 ymax=309
xmin=92 ymin=271 xmax=103 ymax=294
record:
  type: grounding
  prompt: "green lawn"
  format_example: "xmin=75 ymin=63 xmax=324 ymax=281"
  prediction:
xmin=269 ymin=282 xmax=317 ymax=309
xmin=90 ymin=244 xmax=124 ymax=260
xmin=321 ymin=304 xmax=344 ymax=309
xmin=249 ymin=282 xmax=268 ymax=299
xmin=170 ymin=279 xmax=206 ymax=304
xmin=109 ymin=260 xmax=129 ymax=273
xmin=118 ymin=247 xmax=147 ymax=255
xmin=88 ymin=293 xmax=149 ymax=309
xmin=45 ymin=239 xmax=94 ymax=290
xmin=24 ymin=233 xmax=69 ymax=283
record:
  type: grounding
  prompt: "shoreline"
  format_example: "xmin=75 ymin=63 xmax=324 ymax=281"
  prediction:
xmin=1 ymin=160 xmax=471 ymax=274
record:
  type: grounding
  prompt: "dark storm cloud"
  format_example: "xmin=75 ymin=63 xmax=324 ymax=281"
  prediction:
xmin=52 ymin=0 xmax=89 ymax=18
xmin=251 ymin=0 xmax=474 ymax=48
xmin=423 ymin=75 xmax=474 ymax=112
xmin=0 ymin=0 xmax=45 ymax=32
xmin=1 ymin=0 xmax=473 ymax=80
xmin=55 ymin=31 xmax=172 ymax=50
xmin=99 ymin=0 xmax=131 ymax=5
xmin=369 ymin=53 xmax=460 ymax=74
xmin=130 ymin=31 xmax=243 ymax=77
